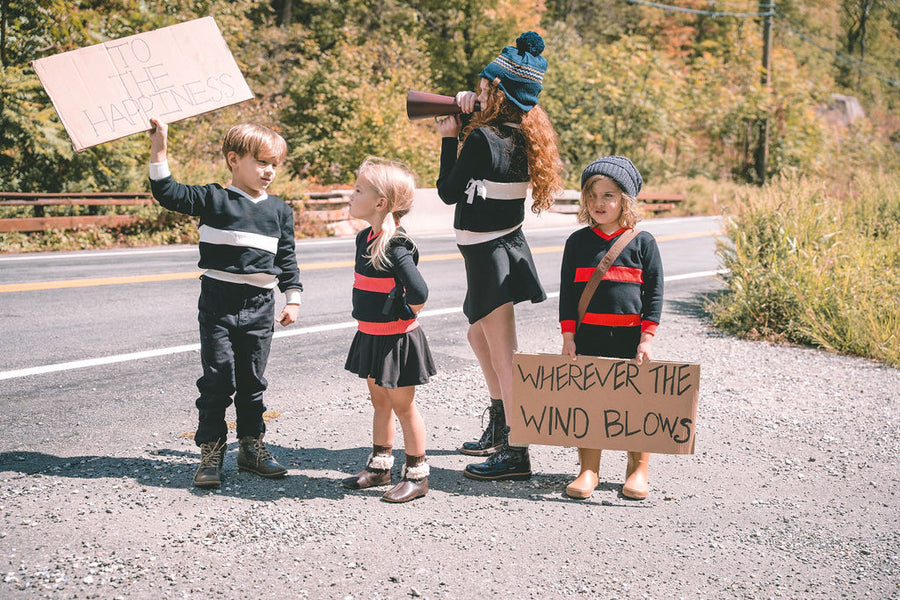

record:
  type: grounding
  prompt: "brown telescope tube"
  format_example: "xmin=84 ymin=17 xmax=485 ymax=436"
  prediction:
xmin=406 ymin=90 xmax=481 ymax=120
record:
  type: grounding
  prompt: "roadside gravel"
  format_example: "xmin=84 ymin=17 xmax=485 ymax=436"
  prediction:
xmin=1 ymin=288 xmax=898 ymax=599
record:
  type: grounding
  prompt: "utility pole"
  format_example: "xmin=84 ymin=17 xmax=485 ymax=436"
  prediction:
xmin=755 ymin=0 xmax=774 ymax=185
xmin=1 ymin=0 xmax=8 ymax=68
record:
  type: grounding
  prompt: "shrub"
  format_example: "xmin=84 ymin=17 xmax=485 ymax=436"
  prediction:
xmin=710 ymin=172 xmax=900 ymax=366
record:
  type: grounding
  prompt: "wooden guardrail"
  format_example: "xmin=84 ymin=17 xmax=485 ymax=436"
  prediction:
xmin=0 ymin=192 xmax=154 ymax=232
xmin=0 ymin=190 xmax=354 ymax=233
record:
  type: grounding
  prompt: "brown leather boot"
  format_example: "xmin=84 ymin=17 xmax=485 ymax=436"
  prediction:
xmin=566 ymin=448 xmax=601 ymax=499
xmin=623 ymin=451 xmax=650 ymax=500
xmin=237 ymin=434 xmax=287 ymax=478
xmin=342 ymin=446 xmax=394 ymax=490
xmin=193 ymin=439 xmax=226 ymax=489
xmin=382 ymin=454 xmax=429 ymax=503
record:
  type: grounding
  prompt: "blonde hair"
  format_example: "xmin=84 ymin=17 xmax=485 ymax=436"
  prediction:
xmin=461 ymin=79 xmax=564 ymax=214
xmin=578 ymin=174 xmax=641 ymax=229
xmin=357 ymin=157 xmax=417 ymax=271
xmin=222 ymin=124 xmax=287 ymax=170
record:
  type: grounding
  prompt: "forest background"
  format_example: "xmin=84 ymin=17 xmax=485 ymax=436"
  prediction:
xmin=2 ymin=0 xmax=898 ymax=195
xmin=0 ymin=0 xmax=899 ymax=366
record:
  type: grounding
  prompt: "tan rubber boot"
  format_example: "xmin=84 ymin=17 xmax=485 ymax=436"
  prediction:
xmin=623 ymin=451 xmax=650 ymax=500
xmin=565 ymin=448 xmax=601 ymax=499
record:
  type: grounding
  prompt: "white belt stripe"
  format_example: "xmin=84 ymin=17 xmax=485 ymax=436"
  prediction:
xmin=465 ymin=179 xmax=530 ymax=204
xmin=199 ymin=224 xmax=279 ymax=254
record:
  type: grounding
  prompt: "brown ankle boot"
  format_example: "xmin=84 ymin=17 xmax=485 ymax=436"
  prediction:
xmin=193 ymin=439 xmax=226 ymax=489
xmin=566 ymin=448 xmax=601 ymax=499
xmin=342 ymin=446 xmax=394 ymax=490
xmin=623 ymin=451 xmax=650 ymax=500
xmin=237 ymin=434 xmax=287 ymax=478
xmin=382 ymin=454 xmax=428 ymax=503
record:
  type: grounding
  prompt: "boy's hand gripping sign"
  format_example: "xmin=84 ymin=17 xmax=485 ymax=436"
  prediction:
xmin=32 ymin=17 xmax=254 ymax=152
xmin=510 ymin=353 xmax=700 ymax=454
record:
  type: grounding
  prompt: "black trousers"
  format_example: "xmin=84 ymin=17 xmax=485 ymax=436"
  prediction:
xmin=194 ymin=277 xmax=275 ymax=445
xmin=573 ymin=325 xmax=640 ymax=360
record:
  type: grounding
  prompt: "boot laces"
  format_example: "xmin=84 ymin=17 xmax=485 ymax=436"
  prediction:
xmin=477 ymin=404 xmax=503 ymax=446
xmin=251 ymin=437 xmax=274 ymax=464
xmin=198 ymin=440 xmax=225 ymax=468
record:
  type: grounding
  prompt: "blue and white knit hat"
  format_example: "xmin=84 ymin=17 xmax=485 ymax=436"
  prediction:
xmin=580 ymin=156 xmax=643 ymax=199
xmin=478 ymin=31 xmax=547 ymax=112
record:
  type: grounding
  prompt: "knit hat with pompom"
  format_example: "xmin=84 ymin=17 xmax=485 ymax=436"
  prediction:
xmin=478 ymin=32 xmax=547 ymax=112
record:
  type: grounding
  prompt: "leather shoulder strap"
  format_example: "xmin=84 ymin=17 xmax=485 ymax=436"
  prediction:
xmin=576 ymin=228 xmax=640 ymax=329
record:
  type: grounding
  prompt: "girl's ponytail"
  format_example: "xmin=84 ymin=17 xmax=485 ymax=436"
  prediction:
xmin=358 ymin=157 xmax=417 ymax=271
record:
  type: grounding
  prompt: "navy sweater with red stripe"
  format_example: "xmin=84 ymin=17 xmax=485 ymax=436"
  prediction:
xmin=351 ymin=227 xmax=428 ymax=335
xmin=558 ymin=227 xmax=663 ymax=335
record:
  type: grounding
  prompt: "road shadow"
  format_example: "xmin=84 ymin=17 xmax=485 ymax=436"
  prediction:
xmin=0 ymin=445 xmax=649 ymax=505
xmin=665 ymin=290 xmax=721 ymax=321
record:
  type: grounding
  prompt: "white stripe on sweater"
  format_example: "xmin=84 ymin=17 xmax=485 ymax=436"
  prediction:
xmin=199 ymin=224 xmax=279 ymax=254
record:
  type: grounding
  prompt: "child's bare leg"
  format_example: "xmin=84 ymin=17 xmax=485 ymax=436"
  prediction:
xmin=467 ymin=321 xmax=502 ymax=398
xmin=475 ymin=302 xmax=517 ymax=420
xmin=341 ymin=378 xmax=395 ymax=490
xmin=386 ymin=385 xmax=425 ymax=456
xmin=367 ymin=377 xmax=395 ymax=448
xmin=382 ymin=385 xmax=429 ymax=503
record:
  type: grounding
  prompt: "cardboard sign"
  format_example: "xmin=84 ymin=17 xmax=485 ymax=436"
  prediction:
xmin=32 ymin=17 xmax=254 ymax=152
xmin=510 ymin=353 xmax=700 ymax=454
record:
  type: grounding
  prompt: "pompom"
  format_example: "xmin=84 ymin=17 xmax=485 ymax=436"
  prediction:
xmin=516 ymin=31 xmax=545 ymax=56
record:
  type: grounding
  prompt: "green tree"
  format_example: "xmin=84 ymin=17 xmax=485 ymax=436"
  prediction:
xmin=282 ymin=32 xmax=437 ymax=184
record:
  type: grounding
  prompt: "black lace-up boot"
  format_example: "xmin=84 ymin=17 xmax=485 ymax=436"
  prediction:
xmin=463 ymin=428 xmax=531 ymax=481
xmin=193 ymin=439 xmax=226 ymax=489
xmin=237 ymin=434 xmax=287 ymax=478
xmin=459 ymin=398 xmax=507 ymax=456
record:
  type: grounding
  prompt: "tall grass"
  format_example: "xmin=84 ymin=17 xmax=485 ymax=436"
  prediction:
xmin=710 ymin=171 xmax=900 ymax=367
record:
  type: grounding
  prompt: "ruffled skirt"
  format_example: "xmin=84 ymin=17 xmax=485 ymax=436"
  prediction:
xmin=459 ymin=227 xmax=546 ymax=324
xmin=344 ymin=326 xmax=437 ymax=389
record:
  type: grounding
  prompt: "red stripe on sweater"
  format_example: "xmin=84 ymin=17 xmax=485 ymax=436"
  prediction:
xmin=580 ymin=313 xmax=641 ymax=327
xmin=574 ymin=266 xmax=644 ymax=283
xmin=357 ymin=319 xmax=420 ymax=335
xmin=354 ymin=272 xmax=396 ymax=293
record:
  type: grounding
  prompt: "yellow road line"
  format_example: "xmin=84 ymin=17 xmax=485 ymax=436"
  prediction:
xmin=0 ymin=230 xmax=722 ymax=294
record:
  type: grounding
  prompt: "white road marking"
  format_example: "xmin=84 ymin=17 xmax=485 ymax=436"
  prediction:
xmin=0 ymin=270 xmax=725 ymax=381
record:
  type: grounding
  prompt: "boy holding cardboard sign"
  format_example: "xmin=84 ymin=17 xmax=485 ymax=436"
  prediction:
xmin=148 ymin=118 xmax=301 ymax=489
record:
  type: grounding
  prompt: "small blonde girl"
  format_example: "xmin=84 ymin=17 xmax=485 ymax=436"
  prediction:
xmin=341 ymin=157 xmax=436 ymax=503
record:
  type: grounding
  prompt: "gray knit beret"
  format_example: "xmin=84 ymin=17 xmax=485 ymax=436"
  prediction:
xmin=580 ymin=156 xmax=643 ymax=199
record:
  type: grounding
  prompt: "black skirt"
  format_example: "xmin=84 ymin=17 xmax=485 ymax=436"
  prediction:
xmin=459 ymin=227 xmax=546 ymax=324
xmin=344 ymin=326 xmax=437 ymax=389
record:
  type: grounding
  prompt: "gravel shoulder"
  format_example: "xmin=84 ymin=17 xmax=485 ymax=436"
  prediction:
xmin=2 ymin=287 xmax=898 ymax=600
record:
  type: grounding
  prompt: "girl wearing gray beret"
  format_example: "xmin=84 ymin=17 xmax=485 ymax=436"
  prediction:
xmin=558 ymin=156 xmax=664 ymax=500
xmin=434 ymin=32 xmax=564 ymax=481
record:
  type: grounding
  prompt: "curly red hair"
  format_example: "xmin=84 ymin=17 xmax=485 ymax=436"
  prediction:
xmin=462 ymin=79 xmax=563 ymax=214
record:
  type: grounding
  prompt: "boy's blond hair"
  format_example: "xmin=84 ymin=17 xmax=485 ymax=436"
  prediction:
xmin=578 ymin=174 xmax=641 ymax=229
xmin=222 ymin=124 xmax=287 ymax=170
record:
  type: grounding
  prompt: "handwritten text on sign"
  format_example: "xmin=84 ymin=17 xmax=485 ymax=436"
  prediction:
xmin=32 ymin=17 xmax=254 ymax=151
xmin=509 ymin=353 xmax=700 ymax=454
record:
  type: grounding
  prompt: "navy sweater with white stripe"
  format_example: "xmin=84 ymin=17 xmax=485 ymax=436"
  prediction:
xmin=149 ymin=175 xmax=302 ymax=293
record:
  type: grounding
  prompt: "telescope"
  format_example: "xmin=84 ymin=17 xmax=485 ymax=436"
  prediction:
xmin=406 ymin=90 xmax=482 ymax=120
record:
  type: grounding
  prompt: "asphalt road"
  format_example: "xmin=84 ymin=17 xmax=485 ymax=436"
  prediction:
xmin=1 ymin=215 xmax=898 ymax=600
xmin=0 ymin=216 xmax=721 ymax=456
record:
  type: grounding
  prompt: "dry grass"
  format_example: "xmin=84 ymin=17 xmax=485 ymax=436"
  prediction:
xmin=709 ymin=171 xmax=900 ymax=367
